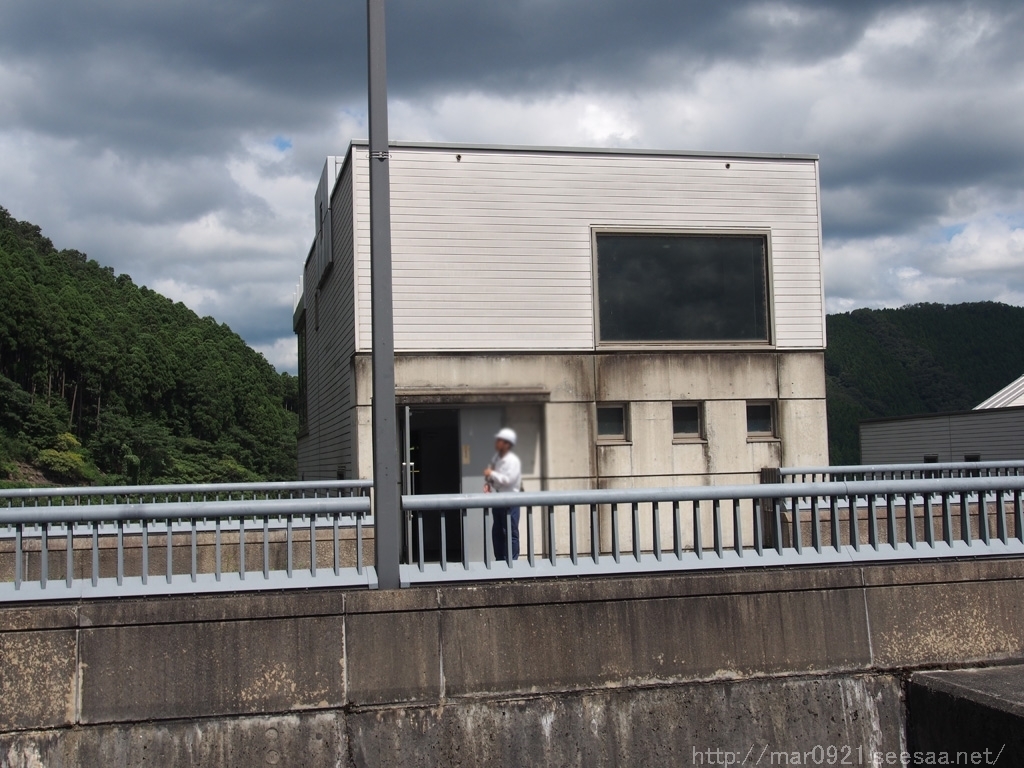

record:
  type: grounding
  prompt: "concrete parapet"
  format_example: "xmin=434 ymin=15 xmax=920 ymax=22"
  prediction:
xmin=0 ymin=558 xmax=1023 ymax=765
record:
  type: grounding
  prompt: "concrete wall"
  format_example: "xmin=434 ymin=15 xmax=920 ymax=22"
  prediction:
xmin=353 ymin=350 xmax=828 ymax=486
xmin=3 ymin=559 xmax=1024 ymax=766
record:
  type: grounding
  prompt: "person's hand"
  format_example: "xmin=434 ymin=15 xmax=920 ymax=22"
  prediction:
xmin=484 ymin=484 xmax=491 ymax=493
xmin=483 ymin=468 xmax=492 ymax=478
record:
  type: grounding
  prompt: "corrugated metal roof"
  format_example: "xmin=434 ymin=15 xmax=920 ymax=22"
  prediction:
xmin=975 ymin=373 xmax=1024 ymax=409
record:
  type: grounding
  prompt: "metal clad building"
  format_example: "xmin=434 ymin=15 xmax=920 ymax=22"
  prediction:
xmin=295 ymin=142 xmax=829 ymax=493
xmin=860 ymin=406 xmax=1024 ymax=464
xmin=860 ymin=373 xmax=1024 ymax=464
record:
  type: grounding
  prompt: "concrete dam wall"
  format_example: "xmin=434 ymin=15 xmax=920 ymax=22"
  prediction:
xmin=2 ymin=559 xmax=1024 ymax=766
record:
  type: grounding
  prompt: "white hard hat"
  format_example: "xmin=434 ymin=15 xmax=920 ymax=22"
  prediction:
xmin=495 ymin=427 xmax=517 ymax=446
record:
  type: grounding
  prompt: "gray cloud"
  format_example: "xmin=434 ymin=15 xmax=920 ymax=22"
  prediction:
xmin=0 ymin=0 xmax=1022 ymax=370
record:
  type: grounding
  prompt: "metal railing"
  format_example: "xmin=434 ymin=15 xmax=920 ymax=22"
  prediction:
xmin=780 ymin=460 xmax=1024 ymax=483
xmin=400 ymin=476 xmax=1024 ymax=584
xmin=0 ymin=479 xmax=372 ymax=506
xmin=3 ymin=475 xmax=1024 ymax=600
xmin=0 ymin=495 xmax=374 ymax=602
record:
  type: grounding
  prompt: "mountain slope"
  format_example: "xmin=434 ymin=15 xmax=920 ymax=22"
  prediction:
xmin=825 ymin=302 xmax=1024 ymax=464
xmin=0 ymin=206 xmax=298 ymax=485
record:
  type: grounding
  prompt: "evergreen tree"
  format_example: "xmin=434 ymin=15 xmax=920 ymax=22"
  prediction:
xmin=0 ymin=206 xmax=298 ymax=486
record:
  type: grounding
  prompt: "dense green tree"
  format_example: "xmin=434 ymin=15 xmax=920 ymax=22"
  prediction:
xmin=0 ymin=206 xmax=298 ymax=485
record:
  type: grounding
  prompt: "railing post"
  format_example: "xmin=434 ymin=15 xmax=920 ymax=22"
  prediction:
xmin=759 ymin=467 xmax=782 ymax=550
xmin=366 ymin=0 xmax=402 ymax=590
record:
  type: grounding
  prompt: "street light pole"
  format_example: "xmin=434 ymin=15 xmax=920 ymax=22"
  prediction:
xmin=366 ymin=0 xmax=401 ymax=590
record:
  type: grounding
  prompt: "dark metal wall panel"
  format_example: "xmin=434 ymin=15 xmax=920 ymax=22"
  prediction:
xmin=861 ymin=410 xmax=1024 ymax=464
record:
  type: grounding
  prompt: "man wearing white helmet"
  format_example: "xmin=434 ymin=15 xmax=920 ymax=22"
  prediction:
xmin=483 ymin=427 xmax=522 ymax=561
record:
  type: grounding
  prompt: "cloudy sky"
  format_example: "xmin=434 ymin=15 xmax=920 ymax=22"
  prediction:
xmin=2 ymin=1 xmax=1022 ymax=372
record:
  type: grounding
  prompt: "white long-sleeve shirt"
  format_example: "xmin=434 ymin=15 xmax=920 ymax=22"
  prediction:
xmin=486 ymin=451 xmax=522 ymax=493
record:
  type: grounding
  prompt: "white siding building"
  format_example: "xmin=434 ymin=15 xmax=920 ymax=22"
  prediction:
xmin=295 ymin=142 xmax=829 ymax=498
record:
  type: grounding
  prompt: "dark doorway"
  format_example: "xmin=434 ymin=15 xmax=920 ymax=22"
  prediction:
xmin=402 ymin=408 xmax=463 ymax=563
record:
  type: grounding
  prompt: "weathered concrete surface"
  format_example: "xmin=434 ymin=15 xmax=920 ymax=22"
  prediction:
xmin=77 ymin=588 xmax=347 ymax=627
xmin=0 ymin=675 xmax=902 ymax=768
xmin=865 ymin=576 xmax=1024 ymax=668
xmin=0 ymin=712 xmax=346 ymax=768
xmin=346 ymin=610 xmax=440 ymax=705
xmin=441 ymin=587 xmax=870 ymax=696
xmin=349 ymin=674 xmax=904 ymax=768
xmin=1 ymin=559 xmax=1023 ymax=766
xmin=0 ymin=630 xmax=77 ymax=731
xmin=351 ymin=351 xmax=829 ymax=485
xmin=80 ymin=615 xmax=345 ymax=723
xmin=908 ymin=665 xmax=1024 ymax=761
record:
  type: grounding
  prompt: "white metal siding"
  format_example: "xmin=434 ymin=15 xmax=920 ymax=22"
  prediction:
xmin=351 ymin=146 xmax=824 ymax=353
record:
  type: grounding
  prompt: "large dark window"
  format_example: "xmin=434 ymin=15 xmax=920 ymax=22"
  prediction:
xmin=596 ymin=233 xmax=769 ymax=343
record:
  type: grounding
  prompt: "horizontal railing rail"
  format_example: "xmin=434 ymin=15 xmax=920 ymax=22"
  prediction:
xmin=0 ymin=479 xmax=373 ymax=506
xmin=779 ymin=460 xmax=1024 ymax=483
xmin=398 ymin=476 xmax=1024 ymax=584
xmin=1 ymin=496 xmax=374 ymax=602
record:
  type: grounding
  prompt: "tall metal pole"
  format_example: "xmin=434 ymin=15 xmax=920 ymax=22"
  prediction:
xmin=367 ymin=0 xmax=401 ymax=590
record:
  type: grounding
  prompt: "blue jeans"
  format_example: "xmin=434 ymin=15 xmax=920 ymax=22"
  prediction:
xmin=492 ymin=506 xmax=520 ymax=562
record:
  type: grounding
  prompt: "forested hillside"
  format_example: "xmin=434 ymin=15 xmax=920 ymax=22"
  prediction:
xmin=825 ymin=302 xmax=1024 ymax=464
xmin=0 ymin=206 xmax=298 ymax=486
xmin=5 ymin=203 xmax=1020 ymax=483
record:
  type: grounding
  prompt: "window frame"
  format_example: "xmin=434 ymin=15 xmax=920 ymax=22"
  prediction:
xmin=745 ymin=400 xmax=778 ymax=441
xmin=671 ymin=401 xmax=705 ymax=443
xmin=596 ymin=402 xmax=630 ymax=444
xmin=591 ymin=227 xmax=776 ymax=350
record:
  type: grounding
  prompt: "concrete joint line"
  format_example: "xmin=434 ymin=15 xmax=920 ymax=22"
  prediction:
xmin=337 ymin=668 xmax=888 ymax=716
xmin=342 ymin=593 xmax=349 ymax=706
xmin=437 ymin=588 xmax=446 ymax=702
xmin=74 ymin=626 xmax=82 ymax=726
xmin=861 ymin=572 xmax=876 ymax=667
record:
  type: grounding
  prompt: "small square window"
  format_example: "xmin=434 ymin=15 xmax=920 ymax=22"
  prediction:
xmin=923 ymin=455 xmax=939 ymax=463
xmin=672 ymin=403 xmax=703 ymax=440
xmin=597 ymin=404 xmax=628 ymax=441
xmin=746 ymin=402 xmax=775 ymax=436
xmin=964 ymin=454 xmax=981 ymax=462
